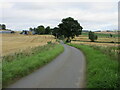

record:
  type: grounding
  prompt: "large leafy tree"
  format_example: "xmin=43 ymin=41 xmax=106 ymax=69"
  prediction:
xmin=45 ymin=26 xmax=51 ymax=34
xmin=58 ymin=17 xmax=83 ymax=42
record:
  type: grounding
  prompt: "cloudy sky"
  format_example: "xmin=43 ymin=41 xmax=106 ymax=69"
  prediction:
xmin=0 ymin=0 xmax=119 ymax=31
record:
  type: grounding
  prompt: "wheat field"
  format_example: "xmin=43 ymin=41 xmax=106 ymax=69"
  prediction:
xmin=1 ymin=34 xmax=56 ymax=56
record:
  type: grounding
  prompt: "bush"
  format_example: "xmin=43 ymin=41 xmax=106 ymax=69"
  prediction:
xmin=89 ymin=31 xmax=98 ymax=42
xmin=47 ymin=41 xmax=52 ymax=44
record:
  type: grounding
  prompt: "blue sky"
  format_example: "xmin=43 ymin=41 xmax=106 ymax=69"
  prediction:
xmin=0 ymin=0 xmax=119 ymax=31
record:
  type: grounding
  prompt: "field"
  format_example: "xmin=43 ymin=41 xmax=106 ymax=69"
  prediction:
xmin=68 ymin=32 xmax=119 ymax=88
xmin=1 ymin=32 xmax=119 ymax=56
xmin=71 ymin=32 xmax=119 ymax=59
xmin=1 ymin=34 xmax=56 ymax=56
xmin=72 ymin=32 xmax=119 ymax=47
xmin=1 ymin=31 xmax=120 ymax=88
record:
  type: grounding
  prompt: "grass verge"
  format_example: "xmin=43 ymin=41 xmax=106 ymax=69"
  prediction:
xmin=68 ymin=43 xmax=119 ymax=88
xmin=3 ymin=43 xmax=64 ymax=87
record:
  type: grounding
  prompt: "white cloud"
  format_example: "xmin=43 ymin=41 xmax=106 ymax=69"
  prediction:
xmin=1 ymin=0 xmax=120 ymax=2
xmin=1 ymin=1 xmax=118 ymax=31
xmin=0 ymin=2 xmax=13 ymax=9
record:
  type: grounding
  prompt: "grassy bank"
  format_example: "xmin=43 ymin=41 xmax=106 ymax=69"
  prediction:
xmin=3 ymin=43 xmax=64 ymax=87
xmin=68 ymin=43 xmax=119 ymax=88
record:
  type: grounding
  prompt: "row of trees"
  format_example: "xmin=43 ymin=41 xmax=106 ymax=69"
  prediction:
xmin=29 ymin=17 xmax=83 ymax=42
xmin=0 ymin=24 xmax=6 ymax=30
xmin=29 ymin=26 xmax=51 ymax=35
xmin=29 ymin=17 xmax=99 ymax=42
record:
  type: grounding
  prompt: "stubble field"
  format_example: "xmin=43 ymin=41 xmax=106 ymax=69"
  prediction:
xmin=1 ymin=34 xmax=56 ymax=56
xmin=1 ymin=32 xmax=119 ymax=56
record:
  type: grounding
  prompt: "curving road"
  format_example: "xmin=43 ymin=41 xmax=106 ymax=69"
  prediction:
xmin=8 ymin=44 xmax=86 ymax=88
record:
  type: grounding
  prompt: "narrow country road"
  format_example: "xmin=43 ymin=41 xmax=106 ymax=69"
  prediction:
xmin=8 ymin=44 xmax=86 ymax=88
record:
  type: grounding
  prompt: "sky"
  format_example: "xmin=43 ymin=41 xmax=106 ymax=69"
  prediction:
xmin=0 ymin=0 xmax=119 ymax=31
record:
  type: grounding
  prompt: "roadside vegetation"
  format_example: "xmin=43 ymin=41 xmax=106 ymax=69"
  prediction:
xmin=68 ymin=43 xmax=119 ymax=88
xmin=2 ymin=43 xmax=64 ymax=87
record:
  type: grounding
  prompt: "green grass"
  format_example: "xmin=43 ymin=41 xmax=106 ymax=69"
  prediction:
xmin=2 ymin=43 xmax=64 ymax=87
xmin=82 ymin=32 xmax=120 ymax=37
xmin=89 ymin=45 xmax=119 ymax=61
xmin=68 ymin=43 xmax=119 ymax=88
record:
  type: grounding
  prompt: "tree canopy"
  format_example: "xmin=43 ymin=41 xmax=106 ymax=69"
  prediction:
xmin=0 ymin=24 xmax=6 ymax=30
xmin=52 ymin=17 xmax=83 ymax=42
xmin=28 ymin=17 xmax=83 ymax=39
xmin=29 ymin=25 xmax=52 ymax=35
xmin=45 ymin=26 xmax=51 ymax=34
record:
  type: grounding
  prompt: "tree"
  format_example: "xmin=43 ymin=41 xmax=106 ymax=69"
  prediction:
xmin=36 ymin=25 xmax=45 ymax=34
xmin=29 ymin=27 xmax=33 ymax=31
xmin=110 ymin=34 xmax=113 ymax=37
xmin=88 ymin=31 xmax=98 ymax=42
xmin=2 ymin=24 xmax=6 ymax=30
xmin=52 ymin=27 xmax=60 ymax=38
xmin=45 ymin=26 xmax=51 ymax=34
xmin=0 ymin=24 xmax=2 ymax=29
xmin=58 ymin=17 xmax=83 ymax=42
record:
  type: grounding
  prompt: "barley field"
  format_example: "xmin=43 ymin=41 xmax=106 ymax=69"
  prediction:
xmin=1 ymin=34 xmax=56 ymax=56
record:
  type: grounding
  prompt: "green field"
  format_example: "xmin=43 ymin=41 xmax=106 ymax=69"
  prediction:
xmin=2 ymin=43 xmax=64 ymax=87
xmin=82 ymin=32 xmax=120 ymax=37
xmin=68 ymin=43 xmax=119 ymax=88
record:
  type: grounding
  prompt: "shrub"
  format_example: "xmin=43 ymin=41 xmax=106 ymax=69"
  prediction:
xmin=88 ymin=31 xmax=98 ymax=42
xmin=47 ymin=41 xmax=52 ymax=44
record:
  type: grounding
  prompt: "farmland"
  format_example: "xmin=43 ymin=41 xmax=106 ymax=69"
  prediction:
xmin=1 ymin=31 xmax=119 ymax=56
xmin=1 ymin=31 xmax=120 ymax=88
xmin=72 ymin=32 xmax=119 ymax=47
xmin=71 ymin=32 xmax=119 ymax=60
xmin=2 ymin=33 xmax=64 ymax=87
xmin=1 ymin=34 xmax=56 ymax=56
xmin=68 ymin=31 xmax=119 ymax=88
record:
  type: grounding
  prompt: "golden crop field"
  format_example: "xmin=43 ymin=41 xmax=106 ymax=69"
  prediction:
xmin=1 ymin=34 xmax=56 ymax=56
xmin=72 ymin=35 xmax=119 ymax=47
xmin=1 ymin=32 xmax=119 ymax=56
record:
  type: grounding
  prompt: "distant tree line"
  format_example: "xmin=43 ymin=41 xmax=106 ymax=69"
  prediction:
xmin=29 ymin=17 xmax=117 ymax=42
xmin=29 ymin=26 xmax=51 ymax=35
xmin=29 ymin=17 xmax=83 ymax=42
xmin=0 ymin=24 xmax=6 ymax=30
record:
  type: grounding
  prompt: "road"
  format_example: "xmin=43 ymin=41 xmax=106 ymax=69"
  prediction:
xmin=8 ymin=44 xmax=86 ymax=88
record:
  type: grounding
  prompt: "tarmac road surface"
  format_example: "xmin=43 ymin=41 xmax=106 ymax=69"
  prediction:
xmin=8 ymin=44 xmax=86 ymax=88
